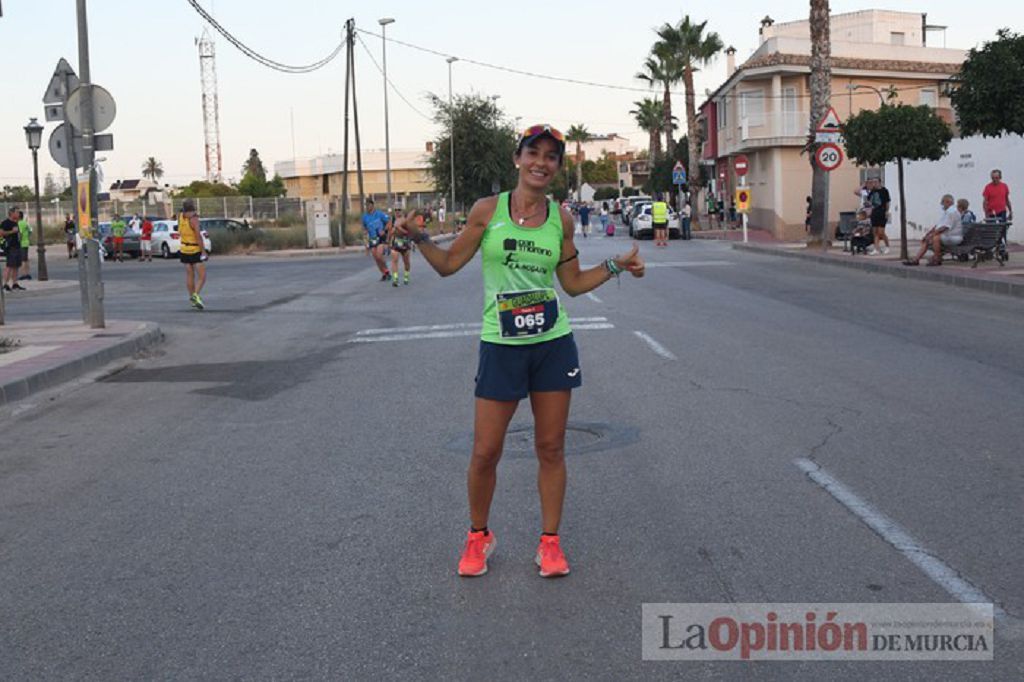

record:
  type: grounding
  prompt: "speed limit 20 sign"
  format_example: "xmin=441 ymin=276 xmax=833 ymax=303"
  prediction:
xmin=815 ymin=143 xmax=844 ymax=172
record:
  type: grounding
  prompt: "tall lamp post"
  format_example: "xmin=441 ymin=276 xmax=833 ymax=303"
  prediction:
xmin=23 ymin=117 xmax=48 ymax=282
xmin=447 ymin=56 xmax=458 ymax=215
xmin=378 ymin=17 xmax=395 ymax=210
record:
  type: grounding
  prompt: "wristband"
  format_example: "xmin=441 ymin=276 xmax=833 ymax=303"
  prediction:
xmin=604 ymin=258 xmax=622 ymax=276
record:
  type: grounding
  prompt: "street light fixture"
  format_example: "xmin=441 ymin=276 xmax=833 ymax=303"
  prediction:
xmin=23 ymin=117 xmax=48 ymax=281
xmin=447 ymin=56 xmax=458 ymax=217
xmin=379 ymin=17 xmax=395 ymax=210
xmin=846 ymin=83 xmax=887 ymax=107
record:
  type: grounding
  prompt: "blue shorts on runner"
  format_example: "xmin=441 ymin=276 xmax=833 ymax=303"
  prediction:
xmin=474 ymin=333 xmax=581 ymax=401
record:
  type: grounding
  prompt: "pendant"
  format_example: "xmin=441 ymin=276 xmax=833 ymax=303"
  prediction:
xmin=518 ymin=218 xmax=525 ymax=225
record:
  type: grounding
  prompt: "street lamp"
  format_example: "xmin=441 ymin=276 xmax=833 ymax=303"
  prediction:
xmin=379 ymin=17 xmax=395 ymax=210
xmin=846 ymin=83 xmax=887 ymax=107
xmin=447 ymin=56 xmax=458 ymax=216
xmin=23 ymin=117 xmax=48 ymax=281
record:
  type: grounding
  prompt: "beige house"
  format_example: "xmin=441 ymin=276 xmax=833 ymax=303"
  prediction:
xmin=274 ymin=147 xmax=436 ymax=208
xmin=698 ymin=10 xmax=964 ymax=240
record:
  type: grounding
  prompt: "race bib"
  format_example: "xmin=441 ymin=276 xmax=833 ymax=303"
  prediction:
xmin=496 ymin=289 xmax=559 ymax=338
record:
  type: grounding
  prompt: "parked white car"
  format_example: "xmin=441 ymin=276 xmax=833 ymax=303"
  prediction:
xmin=631 ymin=203 xmax=681 ymax=240
xmin=150 ymin=219 xmax=212 ymax=258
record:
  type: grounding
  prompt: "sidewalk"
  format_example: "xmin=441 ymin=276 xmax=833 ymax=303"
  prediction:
xmin=1 ymin=279 xmax=79 ymax=298
xmin=0 ymin=320 xmax=162 ymax=406
xmin=731 ymin=240 xmax=1024 ymax=298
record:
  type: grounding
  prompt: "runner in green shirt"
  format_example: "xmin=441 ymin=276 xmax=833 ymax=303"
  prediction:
xmin=110 ymin=214 xmax=127 ymax=262
xmin=17 ymin=210 xmax=31 ymax=280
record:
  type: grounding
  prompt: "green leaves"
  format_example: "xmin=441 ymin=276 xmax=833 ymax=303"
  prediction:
xmin=843 ymin=105 xmax=952 ymax=166
xmin=951 ymin=29 xmax=1024 ymax=137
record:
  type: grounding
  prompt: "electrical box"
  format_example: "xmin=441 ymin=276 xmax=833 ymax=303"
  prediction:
xmin=305 ymin=200 xmax=331 ymax=248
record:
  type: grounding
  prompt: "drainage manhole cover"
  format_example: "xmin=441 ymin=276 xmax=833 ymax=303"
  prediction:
xmin=446 ymin=421 xmax=639 ymax=458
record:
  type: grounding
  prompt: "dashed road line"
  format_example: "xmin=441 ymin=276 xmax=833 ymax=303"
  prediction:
xmin=794 ymin=458 xmax=1011 ymax=626
xmin=585 ymin=292 xmax=603 ymax=303
xmin=633 ymin=331 xmax=677 ymax=360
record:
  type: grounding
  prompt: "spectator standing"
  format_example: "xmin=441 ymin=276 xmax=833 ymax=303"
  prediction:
xmin=110 ymin=214 xmax=127 ymax=262
xmin=129 ymin=213 xmax=141 ymax=236
xmin=579 ymin=202 xmax=591 ymax=238
xmin=903 ymin=194 xmax=961 ymax=266
xmin=17 ymin=210 xmax=31 ymax=280
xmin=140 ymin=216 xmax=154 ymax=262
xmin=982 ymin=169 xmax=1012 ymax=220
xmin=2 ymin=208 xmax=25 ymax=291
xmin=64 ymin=214 xmax=77 ymax=259
xmin=866 ymin=177 xmax=891 ymax=255
xmin=600 ymin=201 xmax=612 ymax=237
xmin=805 ymin=196 xmax=812 ymax=233
xmin=681 ymin=201 xmax=693 ymax=240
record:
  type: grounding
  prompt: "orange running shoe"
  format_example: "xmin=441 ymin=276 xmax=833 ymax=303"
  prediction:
xmin=457 ymin=530 xmax=497 ymax=577
xmin=535 ymin=534 xmax=570 ymax=578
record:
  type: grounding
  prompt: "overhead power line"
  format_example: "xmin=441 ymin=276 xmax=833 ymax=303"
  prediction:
xmin=355 ymin=34 xmax=433 ymax=121
xmin=185 ymin=0 xmax=344 ymax=73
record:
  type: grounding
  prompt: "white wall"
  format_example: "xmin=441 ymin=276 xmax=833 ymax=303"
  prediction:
xmin=883 ymin=135 xmax=1023 ymax=244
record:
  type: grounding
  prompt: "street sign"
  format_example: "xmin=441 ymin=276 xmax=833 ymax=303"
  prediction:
xmin=734 ymin=154 xmax=749 ymax=177
xmin=65 ymin=84 xmax=116 ymax=133
xmin=672 ymin=161 xmax=687 ymax=185
xmin=815 ymin=143 xmax=844 ymax=171
xmin=44 ymin=103 xmax=64 ymax=122
xmin=814 ymin=131 xmax=843 ymax=144
xmin=735 ymin=187 xmax=752 ymax=213
xmin=94 ymin=133 xmax=113 ymax=152
xmin=42 ymin=58 xmax=79 ymax=105
xmin=816 ymin=106 xmax=842 ymax=132
xmin=49 ymin=123 xmax=84 ymax=169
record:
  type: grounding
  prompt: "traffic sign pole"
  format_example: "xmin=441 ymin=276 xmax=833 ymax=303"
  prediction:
xmin=76 ymin=0 xmax=104 ymax=329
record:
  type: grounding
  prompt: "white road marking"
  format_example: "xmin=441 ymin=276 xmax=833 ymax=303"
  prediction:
xmin=350 ymin=322 xmax=614 ymax=343
xmin=643 ymin=260 xmax=736 ymax=268
xmin=633 ymin=331 xmax=677 ymax=360
xmin=585 ymin=292 xmax=603 ymax=303
xmin=794 ymin=458 xmax=1010 ymax=624
xmin=355 ymin=317 xmax=608 ymax=336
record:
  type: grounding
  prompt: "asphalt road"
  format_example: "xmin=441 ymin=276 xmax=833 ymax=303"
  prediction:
xmin=1 ymin=237 xmax=1022 ymax=679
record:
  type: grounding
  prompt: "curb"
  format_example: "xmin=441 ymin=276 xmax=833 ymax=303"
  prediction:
xmin=0 ymin=322 xmax=163 ymax=407
xmin=731 ymin=243 xmax=1024 ymax=299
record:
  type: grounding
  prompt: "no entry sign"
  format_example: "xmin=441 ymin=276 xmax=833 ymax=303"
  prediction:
xmin=815 ymin=143 xmax=843 ymax=172
xmin=734 ymin=155 xmax=749 ymax=177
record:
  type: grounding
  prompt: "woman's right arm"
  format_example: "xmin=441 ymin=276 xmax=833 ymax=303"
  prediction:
xmin=400 ymin=197 xmax=494 ymax=277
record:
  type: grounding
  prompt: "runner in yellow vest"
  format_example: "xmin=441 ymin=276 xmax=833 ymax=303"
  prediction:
xmin=652 ymin=196 xmax=669 ymax=247
xmin=178 ymin=199 xmax=207 ymax=310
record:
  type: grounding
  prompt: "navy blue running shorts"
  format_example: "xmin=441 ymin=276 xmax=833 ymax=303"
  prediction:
xmin=475 ymin=333 xmax=581 ymax=401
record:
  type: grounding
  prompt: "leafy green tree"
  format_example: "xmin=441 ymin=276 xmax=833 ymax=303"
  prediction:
xmin=238 ymin=172 xmax=286 ymax=198
xmin=426 ymin=93 xmax=517 ymax=208
xmin=0 ymin=185 xmax=33 ymax=202
xmin=566 ymin=124 xmax=591 ymax=201
xmin=582 ymin=156 xmax=618 ymax=185
xmin=175 ymin=180 xmax=240 ymax=198
xmin=643 ymin=136 xmax=689 ymax=196
xmin=843 ymin=104 xmax=953 ymax=260
xmin=950 ymin=29 xmax=1024 ymax=137
xmin=241 ymin=149 xmax=267 ymax=182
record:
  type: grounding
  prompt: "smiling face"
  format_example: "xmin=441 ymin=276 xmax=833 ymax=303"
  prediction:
xmin=514 ymin=137 xmax=562 ymax=192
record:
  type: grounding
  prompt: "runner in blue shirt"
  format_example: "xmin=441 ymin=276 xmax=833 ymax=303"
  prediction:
xmin=362 ymin=198 xmax=391 ymax=281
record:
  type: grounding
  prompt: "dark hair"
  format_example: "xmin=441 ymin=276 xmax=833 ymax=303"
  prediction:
xmin=367 ymin=198 xmax=375 ymax=205
xmin=182 ymin=199 xmax=196 ymax=213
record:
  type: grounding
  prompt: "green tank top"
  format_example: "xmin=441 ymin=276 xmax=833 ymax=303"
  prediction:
xmin=480 ymin=192 xmax=572 ymax=345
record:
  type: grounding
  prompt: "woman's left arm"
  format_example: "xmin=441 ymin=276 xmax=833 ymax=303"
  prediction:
xmin=555 ymin=207 xmax=643 ymax=297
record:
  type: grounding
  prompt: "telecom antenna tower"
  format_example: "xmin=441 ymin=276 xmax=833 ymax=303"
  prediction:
xmin=197 ymin=27 xmax=223 ymax=182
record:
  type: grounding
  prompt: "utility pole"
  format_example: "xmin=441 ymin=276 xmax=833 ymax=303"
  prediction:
xmin=378 ymin=18 xmax=395 ymax=209
xmin=76 ymin=0 xmax=104 ymax=328
xmin=340 ymin=19 xmax=366 ymax=248
xmin=447 ymin=57 xmax=458 ymax=215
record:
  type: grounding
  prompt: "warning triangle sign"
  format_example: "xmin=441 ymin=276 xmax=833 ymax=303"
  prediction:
xmin=816 ymin=106 xmax=842 ymax=132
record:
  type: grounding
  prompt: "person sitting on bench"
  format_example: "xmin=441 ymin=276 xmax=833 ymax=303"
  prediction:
xmin=904 ymin=194 xmax=962 ymax=266
xmin=850 ymin=209 xmax=873 ymax=254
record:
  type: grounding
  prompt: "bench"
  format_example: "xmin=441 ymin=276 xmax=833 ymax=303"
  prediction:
xmin=943 ymin=222 xmax=1010 ymax=268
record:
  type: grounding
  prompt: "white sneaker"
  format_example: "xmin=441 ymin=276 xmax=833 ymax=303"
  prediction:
xmin=866 ymin=247 xmax=878 ymax=256
xmin=880 ymin=246 xmax=890 ymax=255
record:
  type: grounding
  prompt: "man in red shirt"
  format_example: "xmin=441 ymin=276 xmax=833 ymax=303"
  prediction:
xmin=140 ymin=217 xmax=154 ymax=262
xmin=982 ymin=169 xmax=1012 ymax=220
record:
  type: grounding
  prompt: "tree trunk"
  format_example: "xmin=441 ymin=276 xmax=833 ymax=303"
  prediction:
xmin=663 ymin=83 xmax=674 ymax=159
xmin=897 ymin=156 xmax=908 ymax=261
xmin=649 ymin=130 xmax=660 ymax=162
xmin=683 ymin=65 xmax=700 ymax=229
xmin=807 ymin=0 xmax=832 ymax=250
xmin=575 ymin=142 xmax=583 ymax=202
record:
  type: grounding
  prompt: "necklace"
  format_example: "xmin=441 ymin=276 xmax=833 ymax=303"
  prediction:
xmin=511 ymin=191 xmax=545 ymax=225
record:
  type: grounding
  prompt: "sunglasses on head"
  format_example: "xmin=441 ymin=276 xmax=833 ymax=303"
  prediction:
xmin=520 ymin=124 xmax=565 ymax=143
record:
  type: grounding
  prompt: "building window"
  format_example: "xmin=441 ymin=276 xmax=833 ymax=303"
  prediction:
xmin=920 ymin=88 xmax=938 ymax=108
xmin=717 ymin=99 xmax=727 ymax=128
xmin=322 ymin=174 xmax=330 ymax=195
xmin=738 ymin=90 xmax=765 ymax=127
xmin=890 ymin=32 xmax=905 ymax=46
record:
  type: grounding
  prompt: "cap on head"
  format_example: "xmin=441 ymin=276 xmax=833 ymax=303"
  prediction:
xmin=516 ymin=124 xmax=566 ymax=162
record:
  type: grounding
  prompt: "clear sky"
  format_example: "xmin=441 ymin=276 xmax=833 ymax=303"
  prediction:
xmin=0 ymin=1 xmax=1019 ymax=191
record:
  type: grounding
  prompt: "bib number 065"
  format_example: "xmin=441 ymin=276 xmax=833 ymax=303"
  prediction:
xmin=514 ymin=312 xmax=545 ymax=330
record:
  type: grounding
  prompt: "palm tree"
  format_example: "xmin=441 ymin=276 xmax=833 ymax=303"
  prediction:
xmin=630 ymin=98 xmax=666 ymax=160
xmin=636 ymin=52 xmax=681 ymax=158
xmin=141 ymin=157 xmax=164 ymax=183
xmin=565 ymin=124 xmax=592 ymax=201
xmin=656 ymin=17 xmax=723 ymax=205
xmin=808 ymin=0 xmax=832 ymax=249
